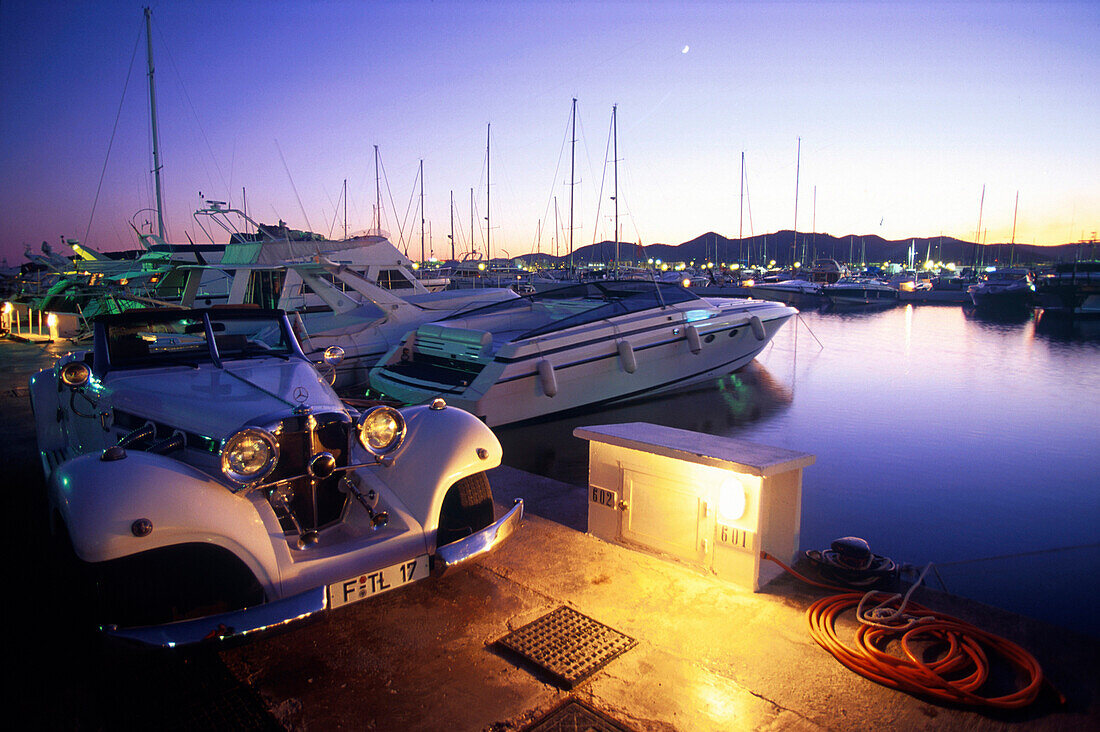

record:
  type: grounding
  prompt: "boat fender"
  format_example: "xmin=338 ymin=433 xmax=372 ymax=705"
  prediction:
xmin=750 ymin=315 xmax=766 ymax=341
xmin=685 ymin=324 xmax=702 ymax=354
xmin=617 ymin=340 xmax=637 ymax=373
xmin=537 ymin=359 xmax=558 ymax=397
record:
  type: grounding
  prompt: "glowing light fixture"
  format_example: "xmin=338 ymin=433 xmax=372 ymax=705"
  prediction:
xmin=717 ymin=476 xmax=747 ymax=522
xmin=577 ymin=423 xmax=814 ymax=591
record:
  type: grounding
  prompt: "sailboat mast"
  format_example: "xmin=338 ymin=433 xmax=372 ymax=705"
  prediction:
xmin=793 ymin=136 xmax=800 ymax=267
xmin=449 ymin=190 xmax=455 ymax=261
xmin=1010 ymin=190 xmax=1019 ymax=266
xmin=974 ymin=184 xmax=985 ymax=266
xmin=612 ymin=104 xmax=619 ymax=269
xmin=144 ymin=6 xmax=167 ymax=240
xmin=811 ymin=184 xmax=816 ymax=264
xmin=343 ymin=178 xmax=347 ymax=240
xmin=739 ymin=151 xmax=745 ymax=266
xmin=373 ymin=145 xmax=382 ymax=235
xmin=569 ymin=98 xmax=576 ymax=271
xmin=419 ymin=160 xmax=425 ymax=264
xmin=485 ymin=123 xmax=491 ymax=264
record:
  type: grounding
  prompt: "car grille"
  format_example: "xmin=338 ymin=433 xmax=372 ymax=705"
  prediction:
xmin=268 ymin=412 xmax=350 ymax=532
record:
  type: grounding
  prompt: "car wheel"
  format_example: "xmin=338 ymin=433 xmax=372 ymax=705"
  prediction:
xmin=436 ymin=471 xmax=494 ymax=547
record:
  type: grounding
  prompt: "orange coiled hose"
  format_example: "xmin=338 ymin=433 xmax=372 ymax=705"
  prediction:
xmin=763 ymin=551 xmax=1060 ymax=709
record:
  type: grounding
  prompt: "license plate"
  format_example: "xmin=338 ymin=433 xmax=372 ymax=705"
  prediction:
xmin=328 ymin=554 xmax=430 ymax=609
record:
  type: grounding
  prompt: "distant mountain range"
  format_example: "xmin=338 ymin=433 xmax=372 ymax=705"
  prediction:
xmin=518 ymin=231 xmax=1098 ymax=268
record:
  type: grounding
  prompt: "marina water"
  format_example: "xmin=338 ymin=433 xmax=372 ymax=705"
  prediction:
xmin=497 ymin=304 xmax=1100 ymax=638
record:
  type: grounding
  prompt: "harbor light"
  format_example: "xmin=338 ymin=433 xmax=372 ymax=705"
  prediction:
xmin=411 ymin=262 xmax=419 ymax=270
xmin=478 ymin=262 xmax=487 ymax=271
xmin=47 ymin=312 xmax=59 ymax=341
xmin=793 ymin=261 xmax=801 ymax=269
xmin=576 ymin=423 xmax=814 ymax=591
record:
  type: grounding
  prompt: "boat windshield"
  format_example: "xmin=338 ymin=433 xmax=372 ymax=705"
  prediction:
xmin=443 ymin=280 xmax=701 ymax=339
xmin=101 ymin=308 xmax=295 ymax=369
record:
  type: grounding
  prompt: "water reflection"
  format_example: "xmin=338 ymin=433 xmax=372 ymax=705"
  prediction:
xmin=1033 ymin=309 xmax=1100 ymax=343
xmin=961 ymin=305 xmax=1034 ymax=330
xmin=496 ymin=361 xmax=792 ymax=486
xmin=499 ymin=304 xmax=1099 ymax=637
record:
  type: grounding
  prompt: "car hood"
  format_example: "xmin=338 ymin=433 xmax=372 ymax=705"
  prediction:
xmin=106 ymin=358 xmax=347 ymax=438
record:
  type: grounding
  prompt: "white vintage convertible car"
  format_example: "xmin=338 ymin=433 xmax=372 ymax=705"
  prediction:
xmin=30 ymin=307 xmax=522 ymax=647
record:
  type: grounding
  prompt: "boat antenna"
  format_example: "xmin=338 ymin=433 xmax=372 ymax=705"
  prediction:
xmin=145 ymin=6 xmax=168 ymax=241
xmin=275 ymin=139 xmax=315 ymax=236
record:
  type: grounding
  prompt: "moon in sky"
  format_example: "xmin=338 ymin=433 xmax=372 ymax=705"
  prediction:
xmin=682 ymin=45 xmax=690 ymax=54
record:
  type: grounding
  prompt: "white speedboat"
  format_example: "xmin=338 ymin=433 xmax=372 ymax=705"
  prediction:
xmin=823 ymin=277 xmax=900 ymax=306
xmin=368 ymin=280 xmax=797 ymax=426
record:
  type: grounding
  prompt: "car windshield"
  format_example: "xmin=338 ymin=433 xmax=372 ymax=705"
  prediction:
xmin=103 ymin=309 xmax=295 ymax=368
xmin=442 ymin=280 xmax=702 ymax=340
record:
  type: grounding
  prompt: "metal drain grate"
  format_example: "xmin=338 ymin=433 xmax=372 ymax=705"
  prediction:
xmin=497 ymin=605 xmax=636 ymax=688
xmin=523 ymin=698 xmax=635 ymax=732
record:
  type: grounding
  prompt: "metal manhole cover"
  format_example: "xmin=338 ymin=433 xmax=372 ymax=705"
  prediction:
xmin=496 ymin=605 xmax=636 ymax=688
xmin=523 ymin=698 xmax=635 ymax=732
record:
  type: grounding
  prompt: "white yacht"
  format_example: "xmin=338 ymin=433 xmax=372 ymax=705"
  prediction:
xmin=746 ymin=278 xmax=823 ymax=305
xmin=368 ymin=280 xmax=797 ymax=426
xmin=967 ymin=268 xmax=1035 ymax=310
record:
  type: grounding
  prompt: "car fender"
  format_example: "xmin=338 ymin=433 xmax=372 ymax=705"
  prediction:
xmin=356 ymin=403 xmax=502 ymax=535
xmin=49 ymin=450 xmax=280 ymax=592
xmin=29 ymin=367 xmax=65 ymax=453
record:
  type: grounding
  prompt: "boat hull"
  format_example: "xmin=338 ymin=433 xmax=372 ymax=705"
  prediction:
xmin=370 ymin=299 xmax=795 ymax=426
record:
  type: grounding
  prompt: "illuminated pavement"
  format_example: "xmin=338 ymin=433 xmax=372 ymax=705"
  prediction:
xmin=5 ymin=336 xmax=1097 ymax=731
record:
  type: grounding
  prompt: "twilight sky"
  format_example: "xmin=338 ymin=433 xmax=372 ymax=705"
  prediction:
xmin=1 ymin=0 xmax=1097 ymax=266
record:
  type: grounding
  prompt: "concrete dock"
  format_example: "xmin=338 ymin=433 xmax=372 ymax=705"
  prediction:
xmin=6 ymin=336 xmax=1097 ymax=730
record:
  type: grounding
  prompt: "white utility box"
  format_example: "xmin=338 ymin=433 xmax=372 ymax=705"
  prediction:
xmin=574 ymin=422 xmax=815 ymax=591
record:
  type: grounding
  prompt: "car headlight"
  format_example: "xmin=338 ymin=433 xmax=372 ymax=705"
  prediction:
xmin=221 ymin=427 xmax=279 ymax=484
xmin=60 ymin=361 xmax=91 ymax=388
xmin=357 ymin=406 xmax=406 ymax=456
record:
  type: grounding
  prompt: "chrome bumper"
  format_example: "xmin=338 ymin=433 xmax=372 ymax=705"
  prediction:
xmin=104 ymin=586 xmax=328 ymax=648
xmin=434 ymin=498 xmax=524 ymax=576
xmin=104 ymin=498 xmax=524 ymax=648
